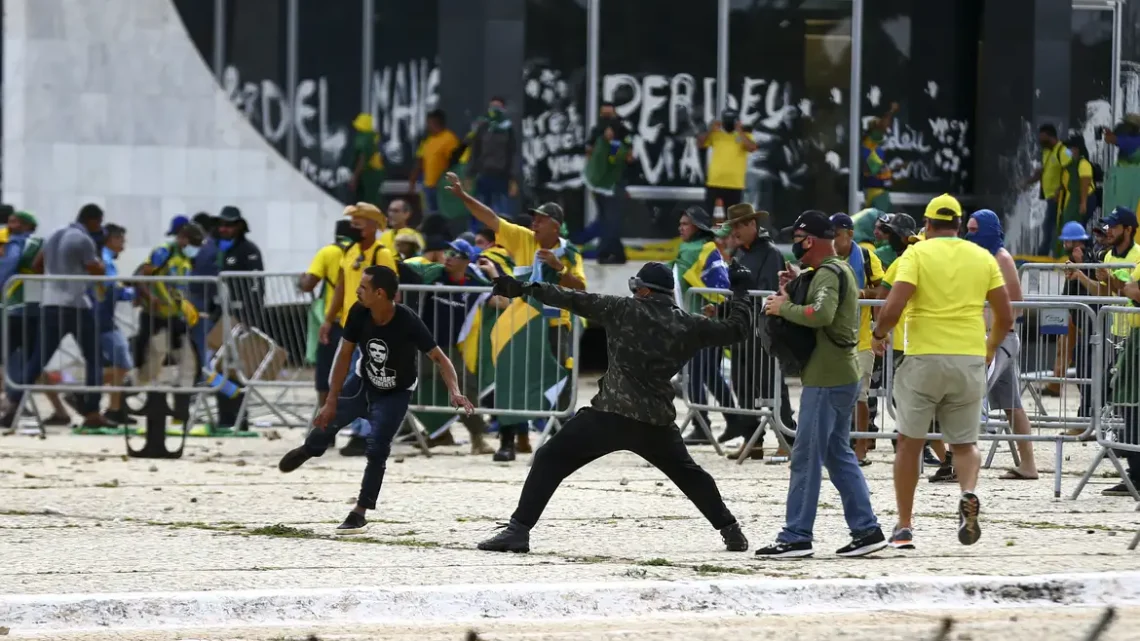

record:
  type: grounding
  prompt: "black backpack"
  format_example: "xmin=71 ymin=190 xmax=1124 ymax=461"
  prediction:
xmin=759 ymin=262 xmax=855 ymax=376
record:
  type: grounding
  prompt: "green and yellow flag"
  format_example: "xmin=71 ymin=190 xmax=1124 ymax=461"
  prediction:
xmin=489 ymin=295 xmax=569 ymax=419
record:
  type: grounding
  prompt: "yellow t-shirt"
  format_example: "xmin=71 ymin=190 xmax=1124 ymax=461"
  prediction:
xmin=881 ymin=259 xmax=908 ymax=352
xmin=416 ymin=130 xmax=460 ymax=187
xmin=704 ymin=130 xmax=754 ymax=190
xmin=337 ymin=242 xmax=398 ymax=326
xmin=497 ymin=220 xmax=587 ymax=327
xmin=846 ymin=246 xmax=884 ymax=352
xmin=1108 ymin=244 xmax=1140 ymax=334
xmin=891 ymin=237 xmax=1005 ymax=357
xmin=1041 ymin=144 xmax=1073 ymax=200
xmin=0 ymin=228 xmax=9 ymax=245
xmin=379 ymin=227 xmax=425 ymax=254
xmin=1060 ymin=158 xmax=1095 ymax=210
xmin=306 ymin=244 xmax=347 ymax=309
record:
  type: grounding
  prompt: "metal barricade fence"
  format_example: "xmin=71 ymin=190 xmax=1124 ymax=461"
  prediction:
xmin=1072 ymin=306 xmax=1140 ymax=508
xmin=680 ymin=287 xmax=792 ymax=463
xmin=399 ymin=283 xmax=581 ymax=455
xmin=215 ymin=271 xmax=320 ymax=431
xmin=1 ymin=274 xmax=233 ymax=450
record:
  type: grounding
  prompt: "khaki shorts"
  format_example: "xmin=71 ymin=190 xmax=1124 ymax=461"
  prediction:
xmin=893 ymin=354 xmax=986 ymax=445
xmin=857 ymin=350 xmax=875 ymax=402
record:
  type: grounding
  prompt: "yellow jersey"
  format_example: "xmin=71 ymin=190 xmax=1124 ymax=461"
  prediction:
xmin=306 ymin=242 xmax=350 ymax=309
xmin=337 ymin=241 xmax=398 ymax=326
xmin=704 ymin=130 xmax=754 ymax=190
xmin=416 ymin=130 xmax=460 ymax=187
xmin=497 ymin=220 xmax=587 ymax=327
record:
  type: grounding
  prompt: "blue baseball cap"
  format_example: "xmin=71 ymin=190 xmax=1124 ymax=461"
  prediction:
xmin=447 ymin=238 xmax=476 ymax=261
xmin=1100 ymin=207 xmax=1138 ymax=229
xmin=1059 ymin=221 xmax=1089 ymax=242
xmin=167 ymin=215 xmax=189 ymax=235
xmin=830 ymin=213 xmax=854 ymax=231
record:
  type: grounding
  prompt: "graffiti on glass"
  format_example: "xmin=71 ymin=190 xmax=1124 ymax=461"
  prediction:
xmin=521 ymin=66 xmax=587 ymax=191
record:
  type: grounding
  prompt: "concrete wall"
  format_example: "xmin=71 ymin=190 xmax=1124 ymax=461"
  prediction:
xmin=1 ymin=0 xmax=344 ymax=271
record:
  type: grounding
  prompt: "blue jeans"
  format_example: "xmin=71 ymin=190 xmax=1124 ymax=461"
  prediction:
xmin=340 ymin=348 xmax=371 ymax=438
xmin=423 ymin=186 xmax=440 ymax=213
xmin=302 ymin=374 xmax=411 ymax=509
xmin=1037 ymin=199 xmax=1059 ymax=257
xmin=594 ymin=191 xmax=626 ymax=260
xmin=779 ymin=382 xmax=879 ymax=544
xmin=475 ymin=175 xmax=511 ymax=214
xmin=9 ymin=306 xmax=103 ymax=414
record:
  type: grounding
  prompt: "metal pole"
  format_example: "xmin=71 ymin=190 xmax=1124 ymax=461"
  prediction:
xmin=213 ymin=0 xmax=226 ymax=81
xmin=585 ymin=0 xmax=600 ymax=226
xmin=716 ymin=0 xmax=729 ymax=113
xmin=847 ymin=0 xmax=864 ymax=216
xmin=1112 ymin=2 xmax=1122 ymax=121
xmin=362 ymin=0 xmax=374 ymax=114
xmin=286 ymin=0 xmax=299 ymax=164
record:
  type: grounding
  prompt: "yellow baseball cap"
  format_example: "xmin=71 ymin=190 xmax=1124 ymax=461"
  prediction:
xmin=924 ymin=193 xmax=963 ymax=221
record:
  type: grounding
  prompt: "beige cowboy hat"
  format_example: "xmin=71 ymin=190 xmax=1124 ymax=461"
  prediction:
xmin=344 ymin=202 xmax=386 ymax=226
xmin=724 ymin=203 xmax=769 ymax=226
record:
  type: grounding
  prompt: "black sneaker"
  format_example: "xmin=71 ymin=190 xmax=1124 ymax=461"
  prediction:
xmin=339 ymin=436 xmax=367 ymax=457
xmin=336 ymin=511 xmax=368 ymax=535
xmin=958 ymin=492 xmax=981 ymax=546
xmin=720 ymin=522 xmax=749 ymax=552
xmin=492 ymin=446 xmax=516 ymax=462
xmin=754 ymin=540 xmax=813 ymax=559
xmin=1102 ymin=482 xmax=1136 ymax=497
xmin=889 ymin=526 xmax=915 ymax=550
xmin=836 ymin=527 xmax=888 ymax=558
xmin=477 ymin=520 xmax=530 ymax=553
xmin=929 ymin=462 xmax=957 ymax=483
xmin=278 ymin=447 xmax=312 ymax=473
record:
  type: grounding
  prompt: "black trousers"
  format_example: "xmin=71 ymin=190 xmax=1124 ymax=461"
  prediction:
xmin=510 ymin=408 xmax=736 ymax=530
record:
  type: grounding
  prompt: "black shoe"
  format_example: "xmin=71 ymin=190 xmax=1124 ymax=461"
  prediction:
xmin=492 ymin=446 xmax=516 ymax=462
xmin=928 ymin=462 xmax=957 ymax=484
xmin=102 ymin=409 xmax=137 ymax=426
xmin=1102 ymin=482 xmax=1136 ymax=497
xmin=957 ymin=492 xmax=981 ymax=546
xmin=339 ymin=436 xmax=367 ymax=457
xmin=477 ymin=520 xmax=530 ymax=553
xmin=836 ymin=528 xmax=888 ymax=558
xmin=754 ymin=540 xmax=813 ymax=559
xmin=717 ymin=426 xmax=752 ymax=444
xmin=336 ymin=511 xmax=368 ymax=535
xmin=720 ymin=522 xmax=749 ymax=552
xmin=278 ymin=447 xmax=312 ymax=473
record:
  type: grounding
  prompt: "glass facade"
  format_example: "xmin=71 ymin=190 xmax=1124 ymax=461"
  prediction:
xmin=220 ymin=0 xmax=289 ymax=160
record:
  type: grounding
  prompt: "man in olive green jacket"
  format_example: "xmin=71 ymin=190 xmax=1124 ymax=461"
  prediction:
xmin=753 ymin=211 xmax=886 ymax=560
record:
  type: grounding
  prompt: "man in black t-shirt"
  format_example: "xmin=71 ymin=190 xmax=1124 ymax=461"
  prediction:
xmin=278 ymin=266 xmax=474 ymax=533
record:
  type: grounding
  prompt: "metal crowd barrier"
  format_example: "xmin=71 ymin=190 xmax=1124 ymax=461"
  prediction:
xmin=399 ymin=283 xmax=582 ymax=459
xmin=678 ymin=286 xmax=1136 ymax=498
xmin=1020 ymin=261 xmax=1136 ymax=297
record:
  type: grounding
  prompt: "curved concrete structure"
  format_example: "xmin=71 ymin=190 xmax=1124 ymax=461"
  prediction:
xmin=2 ymin=0 xmax=343 ymax=271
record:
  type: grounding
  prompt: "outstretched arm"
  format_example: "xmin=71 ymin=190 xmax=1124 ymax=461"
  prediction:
xmin=691 ymin=295 xmax=752 ymax=348
xmin=527 ymin=282 xmax=620 ymax=321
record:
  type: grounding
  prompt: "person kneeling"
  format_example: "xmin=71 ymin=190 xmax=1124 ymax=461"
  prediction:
xmin=278 ymin=266 xmax=473 ymax=533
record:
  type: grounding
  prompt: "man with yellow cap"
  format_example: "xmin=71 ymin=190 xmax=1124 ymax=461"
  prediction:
xmin=320 ymin=202 xmax=399 ymax=456
xmin=871 ymin=194 xmax=1013 ymax=550
xmin=349 ymin=113 xmax=385 ymax=208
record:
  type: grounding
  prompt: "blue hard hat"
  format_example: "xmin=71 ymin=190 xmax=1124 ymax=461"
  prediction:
xmin=1059 ymin=221 xmax=1089 ymax=242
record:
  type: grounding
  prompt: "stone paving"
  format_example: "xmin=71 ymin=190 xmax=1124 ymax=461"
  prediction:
xmin=1 ymin=376 xmax=1138 ymax=638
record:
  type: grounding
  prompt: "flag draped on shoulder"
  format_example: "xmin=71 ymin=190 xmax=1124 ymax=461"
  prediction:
xmin=489 ymin=294 xmax=568 ymax=417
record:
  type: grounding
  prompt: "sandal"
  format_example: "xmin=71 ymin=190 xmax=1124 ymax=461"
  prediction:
xmin=1000 ymin=469 xmax=1038 ymax=480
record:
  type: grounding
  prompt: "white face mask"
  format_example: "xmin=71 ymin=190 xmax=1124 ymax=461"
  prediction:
xmin=183 ymin=245 xmax=200 ymax=259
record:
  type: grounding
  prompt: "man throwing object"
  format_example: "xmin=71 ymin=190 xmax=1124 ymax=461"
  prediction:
xmin=279 ymin=266 xmax=474 ymax=533
xmin=477 ymin=262 xmax=755 ymax=553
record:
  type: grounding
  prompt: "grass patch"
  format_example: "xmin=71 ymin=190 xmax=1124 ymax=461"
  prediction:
xmin=387 ymin=538 xmax=441 ymax=548
xmin=637 ymin=558 xmax=676 ymax=567
xmin=692 ymin=564 xmax=754 ymax=576
xmin=94 ymin=479 xmax=120 ymax=488
xmin=566 ymin=555 xmax=613 ymax=564
xmin=247 ymin=524 xmax=319 ymax=539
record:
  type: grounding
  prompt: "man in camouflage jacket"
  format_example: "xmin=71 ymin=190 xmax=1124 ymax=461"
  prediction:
xmin=476 ymin=261 xmax=754 ymax=553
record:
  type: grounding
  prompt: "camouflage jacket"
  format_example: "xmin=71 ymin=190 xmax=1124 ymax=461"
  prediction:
xmin=528 ymin=283 xmax=752 ymax=427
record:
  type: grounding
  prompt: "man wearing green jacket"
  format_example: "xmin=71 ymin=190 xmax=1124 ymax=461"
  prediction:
xmin=754 ymin=211 xmax=886 ymax=560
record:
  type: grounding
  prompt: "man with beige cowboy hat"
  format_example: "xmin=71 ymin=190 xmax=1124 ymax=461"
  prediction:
xmin=319 ymin=202 xmax=400 ymax=456
xmin=716 ymin=203 xmax=796 ymax=456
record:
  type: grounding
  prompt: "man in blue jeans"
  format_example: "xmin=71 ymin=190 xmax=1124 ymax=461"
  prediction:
xmin=755 ymin=211 xmax=886 ymax=559
xmin=278 ymin=266 xmax=474 ymax=534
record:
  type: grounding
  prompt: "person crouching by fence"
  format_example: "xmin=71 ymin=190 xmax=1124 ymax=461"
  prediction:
xmin=2 ymin=205 xmax=114 ymax=430
xmin=279 ymin=265 xmax=474 ymax=534
xmin=133 ymin=223 xmax=205 ymax=418
xmin=872 ymin=194 xmax=1013 ymax=549
xmin=754 ymin=211 xmax=886 ymax=559
xmin=405 ymin=238 xmax=496 ymax=454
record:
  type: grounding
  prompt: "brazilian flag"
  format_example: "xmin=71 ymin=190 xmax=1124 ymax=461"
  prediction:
xmin=488 ymin=295 xmax=569 ymax=419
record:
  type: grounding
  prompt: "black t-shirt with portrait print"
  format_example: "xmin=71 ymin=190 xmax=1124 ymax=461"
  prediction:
xmin=342 ymin=303 xmax=437 ymax=393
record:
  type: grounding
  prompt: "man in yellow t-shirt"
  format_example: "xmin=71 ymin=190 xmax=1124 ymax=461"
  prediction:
xmin=872 ymin=194 xmax=1013 ymax=550
xmin=445 ymin=173 xmax=586 ymax=460
xmin=830 ymin=213 xmax=883 ymax=464
xmin=698 ymin=109 xmax=757 ymax=215
xmin=1024 ymin=124 xmax=1072 ymax=256
xmin=410 ymin=110 xmax=460 ymax=214
xmin=318 ymin=203 xmax=399 ymax=457
xmin=300 ymin=219 xmax=357 ymax=406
